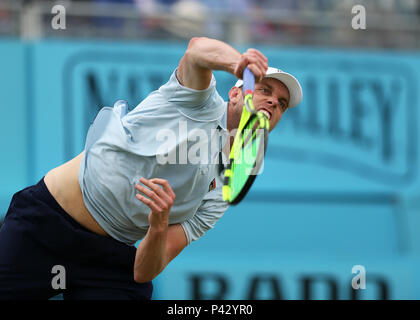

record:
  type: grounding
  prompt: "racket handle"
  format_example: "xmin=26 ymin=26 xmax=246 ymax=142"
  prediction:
xmin=242 ymin=67 xmax=255 ymax=94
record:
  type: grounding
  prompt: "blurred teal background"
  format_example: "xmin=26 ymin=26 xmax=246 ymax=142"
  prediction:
xmin=1 ymin=39 xmax=420 ymax=299
xmin=1 ymin=0 xmax=420 ymax=300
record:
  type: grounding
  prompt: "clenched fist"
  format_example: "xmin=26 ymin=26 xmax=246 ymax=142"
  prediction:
xmin=234 ymin=48 xmax=269 ymax=83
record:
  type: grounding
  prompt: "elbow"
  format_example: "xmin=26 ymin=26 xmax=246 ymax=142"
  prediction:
xmin=184 ymin=37 xmax=202 ymax=61
xmin=187 ymin=36 xmax=206 ymax=49
xmin=134 ymin=272 xmax=155 ymax=284
xmin=186 ymin=37 xmax=211 ymax=58
xmin=134 ymin=265 xmax=165 ymax=283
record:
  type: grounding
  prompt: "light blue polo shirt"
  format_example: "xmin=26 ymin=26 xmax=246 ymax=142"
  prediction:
xmin=79 ymin=69 xmax=230 ymax=246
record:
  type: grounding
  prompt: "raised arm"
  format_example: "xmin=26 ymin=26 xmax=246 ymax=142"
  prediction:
xmin=177 ymin=37 xmax=268 ymax=90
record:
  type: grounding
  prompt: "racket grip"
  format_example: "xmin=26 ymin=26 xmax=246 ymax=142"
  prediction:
xmin=242 ymin=67 xmax=255 ymax=94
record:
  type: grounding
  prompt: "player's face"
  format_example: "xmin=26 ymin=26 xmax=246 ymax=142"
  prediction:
xmin=252 ymin=78 xmax=290 ymax=132
xmin=227 ymin=78 xmax=290 ymax=134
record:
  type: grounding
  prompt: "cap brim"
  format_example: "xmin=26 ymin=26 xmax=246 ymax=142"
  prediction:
xmin=235 ymin=70 xmax=302 ymax=108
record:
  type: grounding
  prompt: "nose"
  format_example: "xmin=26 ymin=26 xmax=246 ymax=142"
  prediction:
xmin=266 ymin=96 xmax=279 ymax=110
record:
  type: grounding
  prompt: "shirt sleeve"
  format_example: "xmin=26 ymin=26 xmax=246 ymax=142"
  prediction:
xmin=158 ymin=68 xmax=217 ymax=109
xmin=180 ymin=176 xmax=229 ymax=244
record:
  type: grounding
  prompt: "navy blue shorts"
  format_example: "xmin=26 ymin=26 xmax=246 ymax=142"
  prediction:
xmin=0 ymin=178 xmax=153 ymax=300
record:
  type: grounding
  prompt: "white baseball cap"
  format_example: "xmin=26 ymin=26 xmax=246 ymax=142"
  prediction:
xmin=234 ymin=67 xmax=303 ymax=108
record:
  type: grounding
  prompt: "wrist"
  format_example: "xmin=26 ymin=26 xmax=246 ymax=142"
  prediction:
xmin=148 ymin=224 xmax=168 ymax=235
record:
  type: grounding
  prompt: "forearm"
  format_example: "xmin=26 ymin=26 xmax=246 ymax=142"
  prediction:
xmin=134 ymin=226 xmax=168 ymax=283
xmin=178 ymin=37 xmax=242 ymax=90
xmin=133 ymin=177 xmax=179 ymax=283
xmin=186 ymin=37 xmax=242 ymax=75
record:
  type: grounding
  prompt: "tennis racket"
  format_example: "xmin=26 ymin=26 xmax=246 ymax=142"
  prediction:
xmin=222 ymin=67 xmax=270 ymax=205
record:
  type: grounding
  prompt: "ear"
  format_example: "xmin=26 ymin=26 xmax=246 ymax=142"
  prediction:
xmin=228 ymin=86 xmax=242 ymax=105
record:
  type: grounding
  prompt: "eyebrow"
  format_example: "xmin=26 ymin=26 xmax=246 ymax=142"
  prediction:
xmin=260 ymin=82 xmax=290 ymax=106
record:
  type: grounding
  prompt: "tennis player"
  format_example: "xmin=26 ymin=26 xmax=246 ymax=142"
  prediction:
xmin=0 ymin=37 xmax=302 ymax=300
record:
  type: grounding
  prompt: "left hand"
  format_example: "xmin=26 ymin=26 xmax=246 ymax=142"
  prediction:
xmin=134 ymin=177 xmax=176 ymax=231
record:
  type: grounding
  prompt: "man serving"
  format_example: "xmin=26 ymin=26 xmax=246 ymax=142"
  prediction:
xmin=0 ymin=37 xmax=302 ymax=300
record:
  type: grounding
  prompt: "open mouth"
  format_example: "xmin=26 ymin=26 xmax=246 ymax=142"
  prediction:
xmin=259 ymin=109 xmax=271 ymax=120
